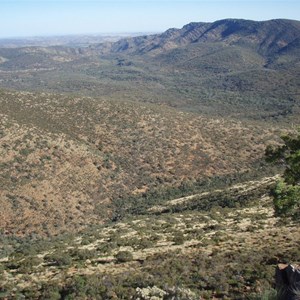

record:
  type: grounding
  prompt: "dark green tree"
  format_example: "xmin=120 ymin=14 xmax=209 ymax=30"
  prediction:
xmin=266 ymin=130 xmax=300 ymax=220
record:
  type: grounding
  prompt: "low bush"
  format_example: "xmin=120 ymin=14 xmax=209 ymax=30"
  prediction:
xmin=115 ymin=251 xmax=133 ymax=263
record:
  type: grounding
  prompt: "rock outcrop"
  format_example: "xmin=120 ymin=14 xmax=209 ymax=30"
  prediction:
xmin=276 ymin=264 xmax=300 ymax=300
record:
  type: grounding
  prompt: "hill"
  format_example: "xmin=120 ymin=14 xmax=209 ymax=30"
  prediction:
xmin=96 ymin=19 xmax=300 ymax=60
xmin=1 ymin=177 xmax=299 ymax=299
xmin=0 ymin=18 xmax=299 ymax=236
xmin=0 ymin=19 xmax=299 ymax=122
xmin=0 ymin=89 xmax=281 ymax=236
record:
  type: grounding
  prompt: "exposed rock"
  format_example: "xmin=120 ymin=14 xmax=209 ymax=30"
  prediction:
xmin=276 ymin=264 xmax=300 ymax=300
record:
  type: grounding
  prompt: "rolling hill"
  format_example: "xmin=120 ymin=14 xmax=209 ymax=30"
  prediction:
xmin=0 ymin=18 xmax=300 ymax=299
xmin=0 ymin=19 xmax=299 ymax=122
xmin=0 ymin=18 xmax=299 ymax=236
xmin=0 ymin=89 xmax=281 ymax=236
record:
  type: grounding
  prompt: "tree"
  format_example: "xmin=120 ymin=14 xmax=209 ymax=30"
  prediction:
xmin=266 ymin=130 xmax=300 ymax=220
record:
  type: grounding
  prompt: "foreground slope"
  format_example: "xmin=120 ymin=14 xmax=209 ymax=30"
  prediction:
xmin=0 ymin=89 xmax=279 ymax=236
xmin=1 ymin=177 xmax=299 ymax=299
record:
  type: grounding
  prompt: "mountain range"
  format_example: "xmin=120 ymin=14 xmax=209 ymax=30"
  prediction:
xmin=96 ymin=19 xmax=300 ymax=60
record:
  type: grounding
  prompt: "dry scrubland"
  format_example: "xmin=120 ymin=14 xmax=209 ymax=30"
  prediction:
xmin=0 ymin=89 xmax=281 ymax=236
xmin=0 ymin=18 xmax=300 ymax=299
xmin=0 ymin=177 xmax=299 ymax=299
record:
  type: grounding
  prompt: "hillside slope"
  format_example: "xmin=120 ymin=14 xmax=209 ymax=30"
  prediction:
xmin=0 ymin=19 xmax=299 ymax=236
xmin=1 ymin=177 xmax=299 ymax=299
xmin=0 ymin=89 xmax=279 ymax=236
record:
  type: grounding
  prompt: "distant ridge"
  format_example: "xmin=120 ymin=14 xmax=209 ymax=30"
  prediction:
xmin=95 ymin=18 xmax=300 ymax=58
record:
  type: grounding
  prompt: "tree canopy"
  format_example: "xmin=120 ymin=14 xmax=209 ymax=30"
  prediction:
xmin=266 ymin=130 xmax=300 ymax=220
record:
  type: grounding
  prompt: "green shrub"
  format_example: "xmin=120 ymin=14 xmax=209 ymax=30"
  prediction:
xmin=61 ymin=275 xmax=107 ymax=299
xmin=68 ymin=248 xmax=96 ymax=261
xmin=115 ymin=251 xmax=133 ymax=263
xmin=172 ymin=232 xmax=185 ymax=245
xmin=45 ymin=252 xmax=72 ymax=267
xmin=40 ymin=283 xmax=61 ymax=300
xmin=18 ymin=256 xmax=42 ymax=273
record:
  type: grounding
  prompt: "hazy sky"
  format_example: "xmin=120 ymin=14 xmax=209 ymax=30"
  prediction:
xmin=1 ymin=0 xmax=299 ymax=38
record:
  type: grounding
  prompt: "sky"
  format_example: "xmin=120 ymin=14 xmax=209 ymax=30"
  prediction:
xmin=0 ymin=0 xmax=299 ymax=38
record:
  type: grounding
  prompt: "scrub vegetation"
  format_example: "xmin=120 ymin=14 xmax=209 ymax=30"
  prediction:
xmin=0 ymin=18 xmax=299 ymax=299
